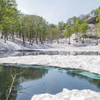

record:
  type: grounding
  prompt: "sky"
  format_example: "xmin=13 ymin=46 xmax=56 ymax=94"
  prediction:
xmin=16 ymin=0 xmax=100 ymax=25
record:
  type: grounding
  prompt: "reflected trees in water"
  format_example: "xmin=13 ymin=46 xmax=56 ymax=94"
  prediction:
xmin=66 ymin=71 xmax=100 ymax=89
xmin=0 ymin=65 xmax=48 ymax=100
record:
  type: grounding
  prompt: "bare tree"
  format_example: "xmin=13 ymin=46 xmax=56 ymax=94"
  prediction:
xmin=6 ymin=68 xmax=24 ymax=100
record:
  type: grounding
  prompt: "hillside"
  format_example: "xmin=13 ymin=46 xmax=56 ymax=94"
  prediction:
xmin=0 ymin=28 xmax=100 ymax=52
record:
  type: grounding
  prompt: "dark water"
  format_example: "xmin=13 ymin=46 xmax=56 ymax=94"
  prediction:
xmin=0 ymin=64 xmax=100 ymax=100
xmin=0 ymin=50 xmax=100 ymax=58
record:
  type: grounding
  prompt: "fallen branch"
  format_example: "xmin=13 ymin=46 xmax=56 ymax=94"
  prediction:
xmin=6 ymin=68 xmax=24 ymax=100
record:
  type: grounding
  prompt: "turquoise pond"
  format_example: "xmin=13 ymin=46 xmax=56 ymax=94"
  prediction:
xmin=0 ymin=64 xmax=100 ymax=100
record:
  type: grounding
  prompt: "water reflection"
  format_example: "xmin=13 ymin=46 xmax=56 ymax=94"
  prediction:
xmin=66 ymin=71 xmax=100 ymax=88
xmin=0 ymin=50 xmax=100 ymax=58
xmin=0 ymin=65 xmax=100 ymax=100
xmin=0 ymin=65 xmax=48 ymax=100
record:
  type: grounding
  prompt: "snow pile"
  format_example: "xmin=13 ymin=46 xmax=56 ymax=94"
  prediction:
xmin=0 ymin=55 xmax=100 ymax=74
xmin=31 ymin=88 xmax=100 ymax=100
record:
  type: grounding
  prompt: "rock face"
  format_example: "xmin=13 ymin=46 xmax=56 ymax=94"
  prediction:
xmin=31 ymin=89 xmax=100 ymax=100
xmin=86 ymin=15 xmax=98 ymax=24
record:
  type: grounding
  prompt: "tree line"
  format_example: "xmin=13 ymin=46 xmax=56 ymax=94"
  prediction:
xmin=1 ymin=0 xmax=100 ymax=46
xmin=57 ymin=6 xmax=100 ymax=45
xmin=64 ymin=19 xmax=89 ymax=44
xmin=57 ymin=6 xmax=100 ymax=31
xmin=0 ymin=0 xmax=61 ymax=45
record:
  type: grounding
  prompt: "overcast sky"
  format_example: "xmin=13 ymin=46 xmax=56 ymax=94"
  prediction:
xmin=16 ymin=0 xmax=100 ymax=24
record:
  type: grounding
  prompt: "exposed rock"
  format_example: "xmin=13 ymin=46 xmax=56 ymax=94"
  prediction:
xmin=88 ymin=34 xmax=98 ymax=39
xmin=86 ymin=15 xmax=98 ymax=24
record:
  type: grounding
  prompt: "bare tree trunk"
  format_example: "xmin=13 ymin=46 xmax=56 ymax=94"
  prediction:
xmin=22 ymin=31 xmax=26 ymax=46
xmin=76 ymin=33 xmax=78 ymax=42
xmin=1 ymin=27 xmax=4 ymax=39
xmin=39 ymin=35 xmax=43 ymax=44
xmin=96 ymin=38 xmax=98 ymax=45
xmin=32 ymin=34 xmax=34 ymax=43
xmin=12 ymin=26 xmax=15 ymax=42
xmin=22 ymin=34 xmax=25 ymax=45
xmin=29 ymin=32 xmax=32 ymax=45
xmin=4 ymin=29 xmax=7 ymax=43
xmin=29 ymin=26 xmax=32 ymax=45
xmin=68 ymin=37 xmax=71 ymax=44
xmin=22 ymin=22 xmax=25 ymax=46
xmin=50 ymin=37 xmax=53 ymax=44
xmin=36 ymin=29 xmax=38 ymax=44
xmin=19 ymin=24 xmax=21 ymax=38
xmin=41 ymin=37 xmax=44 ymax=44
xmin=6 ymin=68 xmax=24 ymax=100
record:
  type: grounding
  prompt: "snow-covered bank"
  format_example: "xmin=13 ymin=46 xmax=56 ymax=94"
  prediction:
xmin=0 ymin=55 xmax=100 ymax=74
xmin=31 ymin=88 xmax=100 ymax=100
xmin=1 ymin=54 xmax=100 ymax=100
xmin=1 ymin=34 xmax=100 ymax=51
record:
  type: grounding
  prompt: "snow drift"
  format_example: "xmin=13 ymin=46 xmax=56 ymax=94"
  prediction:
xmin=31 ymin=88 xmax=100 ymax=100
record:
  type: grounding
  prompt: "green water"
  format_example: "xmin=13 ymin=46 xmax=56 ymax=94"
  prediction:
xmin=0 ymin=64 xmax=100 ymax=100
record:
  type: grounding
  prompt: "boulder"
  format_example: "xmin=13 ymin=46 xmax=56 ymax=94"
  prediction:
xmin=86 ymin=16 xmax=98 ymax=24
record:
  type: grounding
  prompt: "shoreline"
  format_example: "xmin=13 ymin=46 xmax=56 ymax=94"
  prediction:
xmin=0 ymin=55 xmax=100 ymax=74
xmin=0 ymin=54 xmax=100 ymax=100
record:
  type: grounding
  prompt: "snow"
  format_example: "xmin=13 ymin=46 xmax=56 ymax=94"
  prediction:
xmin=31 ymin=89 xmax=100 ymax=100
xmin=0 ymin=35 xmax=56 ymax=51
xmin=1 ymin=34 xmax=100 ymax=100
xmin=0 ymin=55 xmax=100 ymax=74
xmin=0 ymin=33 xmax=100 ymax=51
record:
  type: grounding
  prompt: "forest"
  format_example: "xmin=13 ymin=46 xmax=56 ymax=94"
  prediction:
xmin=1 ymin=0 xmax=100 ymax=46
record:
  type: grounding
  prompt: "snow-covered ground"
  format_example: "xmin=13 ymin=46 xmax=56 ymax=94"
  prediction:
xmin=0 ymin=55 xmax=100 ymax=74
xmin=0 ymin=33 xmax=100 ymax=51
xmin=2 ymin=55 xmax=100 ymax=100
xmin=31 ymin=89 xmax=100 ymax=100
xmin=1 ymin=33 xmax=100 ymax=100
